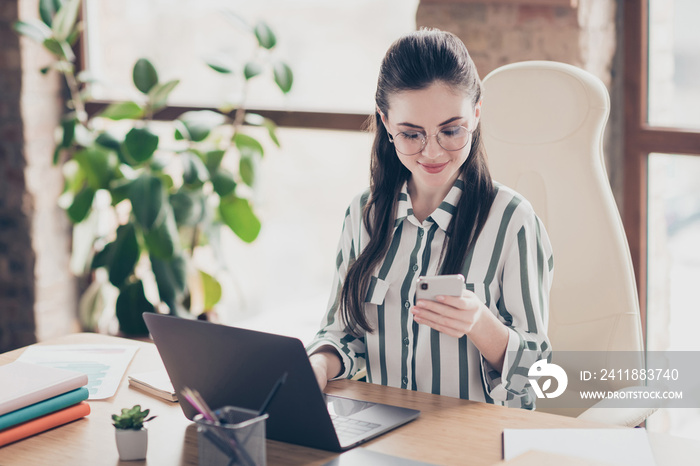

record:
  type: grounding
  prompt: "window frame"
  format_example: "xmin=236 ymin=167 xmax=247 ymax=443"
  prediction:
xmin=623 ymin=0 xmax=700 ymax=337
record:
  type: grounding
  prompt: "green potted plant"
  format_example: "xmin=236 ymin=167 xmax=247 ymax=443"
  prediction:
xmin=112 ymin=405 xmax=156 ymax=461
xmin=13 ymin=0 xmax=293 ymax=335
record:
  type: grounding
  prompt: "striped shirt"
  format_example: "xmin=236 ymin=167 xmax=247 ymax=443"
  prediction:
xmin=307 ymin=177 xmax=554 ymax=409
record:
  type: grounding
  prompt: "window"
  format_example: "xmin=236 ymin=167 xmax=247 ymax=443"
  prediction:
xmin=82 ymin=0 xmax=419 ymax=344
xmin=85 ymin=0 xmax=418 ymax=114
xmin=625 ymin=0 xmax=700 ymax=441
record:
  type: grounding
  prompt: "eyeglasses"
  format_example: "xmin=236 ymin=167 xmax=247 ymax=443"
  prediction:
xmin=387 ymin=126 xmax=472 ymax=156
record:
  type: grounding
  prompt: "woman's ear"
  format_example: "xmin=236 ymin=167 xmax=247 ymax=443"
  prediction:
xmin=377 ymin=107 xmax=389 ymax=128
xmin=473 ymin=100 xmax=482 ymax=126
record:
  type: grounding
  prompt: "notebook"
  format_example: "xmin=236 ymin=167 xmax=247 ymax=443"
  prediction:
xmin=0 ymin=401 xmax=90 ymax=447
xmin=502 ymin=428 xmax=657 ymax=466
xmin=144 ymin=313 xmax=420 ymax=452
xmin=0 ymin=387 xmax=89 ymax=430
xmin=0 ymin=361 xmax=88 ymax=416
xmin=128 ymin=370 xmax=178 ymax=402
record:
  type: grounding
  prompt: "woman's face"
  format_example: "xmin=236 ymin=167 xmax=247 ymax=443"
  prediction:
xmin=381 ymin=82 xmax=480 ymax=196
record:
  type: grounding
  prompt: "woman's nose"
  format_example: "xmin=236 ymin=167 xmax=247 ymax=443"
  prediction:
xmin=421 ymin=134 xmax=443 ymax=158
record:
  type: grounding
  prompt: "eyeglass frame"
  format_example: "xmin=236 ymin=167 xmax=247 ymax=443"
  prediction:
xmin=386 ymin=125 xmax=473 ymax=156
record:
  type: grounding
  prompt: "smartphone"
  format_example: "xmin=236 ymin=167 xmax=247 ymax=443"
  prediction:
xmin=415 ymin=274 xmax=465 ymax=302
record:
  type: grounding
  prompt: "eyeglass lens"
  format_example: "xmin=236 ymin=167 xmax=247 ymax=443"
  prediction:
xmin=393 ymin=126 xmax=470 ymax=155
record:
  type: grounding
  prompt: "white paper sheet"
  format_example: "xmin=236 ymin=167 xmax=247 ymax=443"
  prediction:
xmin=503 ymin=428 xmax=657 ymax=466
xmin=18 ymin=344 xmax=138 ymax=400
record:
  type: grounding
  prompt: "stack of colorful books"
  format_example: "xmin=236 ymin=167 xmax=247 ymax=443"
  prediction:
xmin=0 ymin=361 xmax=91 ymax=447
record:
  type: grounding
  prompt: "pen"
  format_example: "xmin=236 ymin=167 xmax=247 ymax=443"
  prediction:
xmin=258 ymin=372 xmax=288 ymax=415
xmin=182 ymin=387 xmax=256 ymax=466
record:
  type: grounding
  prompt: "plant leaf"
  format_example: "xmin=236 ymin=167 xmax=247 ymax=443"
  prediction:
xmin=170 ymin=190 xmax=206 ymax=226
xmin=66 ymin=21 xmax=82 ymax=45
xmin=66 ymin=186 xmax=95 ymax=223
xmin=143 ymin=206 xmax=179 ymax=260
xmin=42 ymin=37 xmax=74 ymax=61
xmin=133 ymin=58 xmax=159 ymax=94
xmin=254 ymin=21 xmax=276 ymax=49
xmin=177 ymin=111 xmax=226 ymax=142
xmin=51 ymin=0 xmax=80 ymax=41
xmin=200 ymin=270 xmax=222 ymax=311
xmin=129 ymin=174 xmax=164 ymax=231
xmin=59 ymin=117 xmax=76 ymax=148
xmin=61 ymin=159 xmax=85 ymax=194
xmin=244 ymin=113 xmax=280 ymax=147
xmin=95 ymin=131 xmax=127 ymax=164
xmin=273 ymin=61 xmax=293 ymax=94
xmin=12 ymin=20 xmax=52 ymax=43
xmin=243 ymin=61 xmax=263 ymax=80
xmin=39 ymin=0 xmax=63 ymax=27
xmin=108 ymin=178 xmax=134 ymax=206
xmin=211 ymin=169 xmax=236 ymax=198
xmin=206 ymin=59 xmax=233 ymax=74
xmin=107 ymin=222 xmax=140 ymax=288
xmin=239 ymin=156 xmax=255 ymax=187
xmin=233 ymin=133 xmax=264 ymax=159
xmin=115 ymin=279 xmax=155 ymax=336
xmin=219 ymin=195 xmax=261 ymax=243
xmin=180 ymin=151 xmax=209 ymax=188
xmin=204 ymin=149 xmax=225 ymax=173
xmin=124 ymin=127 xmax=158 ymax=164
xmin=150 ymin=254 xmax=187 ymax=314
xmin=262 ymin=118 xmax=280 ymax=147
xmin=73 ymin=146 xmax=113 ymax=190
xmin=148 ymin=79 xmax=180 ymax=111
xmin=100 ymin=101 xmax=144 ymax=120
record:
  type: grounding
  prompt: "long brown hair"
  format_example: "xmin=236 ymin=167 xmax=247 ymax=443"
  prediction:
xmin=341 ymin=29 xmax=495 ymax=336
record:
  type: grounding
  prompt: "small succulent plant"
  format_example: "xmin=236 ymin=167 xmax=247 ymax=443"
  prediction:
xmin=112 ymin=405 xmax=156 ymax=430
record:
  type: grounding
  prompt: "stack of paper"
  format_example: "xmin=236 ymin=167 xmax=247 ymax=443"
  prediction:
xmin=128 ymin=370 xmax=178 ymax=402
xmin=0 ymin=361 xmax=91 ymax=446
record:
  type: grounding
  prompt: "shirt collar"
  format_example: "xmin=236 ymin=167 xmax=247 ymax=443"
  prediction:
xmin=395 ymin=176 xmax=465 ymax=232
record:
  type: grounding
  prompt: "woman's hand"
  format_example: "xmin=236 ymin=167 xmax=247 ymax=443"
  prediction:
xmin=309 ymin=347 xmax=342 ymax=392
xmin=411 ymin=289 xmax=486 ymax=338
xmin=411 ymin=290 xmax=509 ymax=371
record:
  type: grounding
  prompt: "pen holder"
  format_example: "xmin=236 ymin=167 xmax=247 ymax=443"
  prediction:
xmin=194 ymin=407 xmax=268 ymax=466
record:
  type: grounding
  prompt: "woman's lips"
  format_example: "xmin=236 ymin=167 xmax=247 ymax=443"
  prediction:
xmin=419 ymin=162 xmax=449 ymax=174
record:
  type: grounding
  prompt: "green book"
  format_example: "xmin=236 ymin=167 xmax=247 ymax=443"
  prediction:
xmin=0 ymin=387 xmax=89 ymax=430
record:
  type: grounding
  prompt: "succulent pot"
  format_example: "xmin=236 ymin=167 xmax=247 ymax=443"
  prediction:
xmin=115 ymin=427 xmax=148 ymax=461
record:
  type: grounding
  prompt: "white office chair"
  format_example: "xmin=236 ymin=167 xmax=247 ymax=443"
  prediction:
xmin=482 ymin=61 xmax=655 ymax=426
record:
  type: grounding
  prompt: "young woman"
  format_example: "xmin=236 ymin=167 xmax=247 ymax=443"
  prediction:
xmin=307 ymin=29 xmax=553 ymax=409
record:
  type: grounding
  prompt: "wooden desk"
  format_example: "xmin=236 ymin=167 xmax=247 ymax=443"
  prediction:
xmin=0 ymin=333 xmax=697 ymax=465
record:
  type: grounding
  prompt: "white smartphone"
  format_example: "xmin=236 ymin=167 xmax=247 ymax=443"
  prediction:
xmin=415 ymin=274 xmax=465 ymax=302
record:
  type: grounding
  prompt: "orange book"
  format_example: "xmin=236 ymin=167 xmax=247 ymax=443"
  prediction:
xmin=0 ymin=401 xmax=90 ymax=447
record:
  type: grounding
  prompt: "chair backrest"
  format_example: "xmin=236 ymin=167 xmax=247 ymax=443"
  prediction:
xmin=481 ymin=62 xmax=644 ymax=414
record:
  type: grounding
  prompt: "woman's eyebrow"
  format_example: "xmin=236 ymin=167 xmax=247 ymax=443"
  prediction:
xmin=397 ymin=116 xmax=464 ymax=129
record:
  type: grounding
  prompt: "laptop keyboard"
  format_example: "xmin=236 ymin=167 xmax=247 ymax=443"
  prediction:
xmin=330 ymin=414 xmax=381 ymax=441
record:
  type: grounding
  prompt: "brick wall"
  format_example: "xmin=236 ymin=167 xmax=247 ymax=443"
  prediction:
xmin=0 ymin=0 xmax=78 ymax=352
xmin=416 ymin=0 xmax=624 ymax=210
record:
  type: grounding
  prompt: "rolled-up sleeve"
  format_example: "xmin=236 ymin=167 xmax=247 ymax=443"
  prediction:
xmin=481 ymin=207 xmax=553 ymax=406
xmin=306 ymin=200 xmax=367 ymax=380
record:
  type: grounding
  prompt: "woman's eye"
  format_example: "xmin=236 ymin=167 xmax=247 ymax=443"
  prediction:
xmin=401 ymin=132 xmax=423 ymax=141
xmin=441 ymin=127 xmax=463 ymax=137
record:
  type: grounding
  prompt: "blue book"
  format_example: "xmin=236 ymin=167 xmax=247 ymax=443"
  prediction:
xmin=0 ymin=387 xmax=89 ymax=430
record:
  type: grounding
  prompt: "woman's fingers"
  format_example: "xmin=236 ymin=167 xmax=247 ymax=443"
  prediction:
xmin=412 ymin=292 xmax=482 ymax=336
xmin=412 ymin=309 xmax=466 ymax=338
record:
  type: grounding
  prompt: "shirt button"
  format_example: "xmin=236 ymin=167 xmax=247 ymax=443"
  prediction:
xmin=418 ymin=229 xmax=424 ymax=237
xmin=403 ymin=337 xmax=409 ymax=346
xmin=402 ymin=376 xmax=409 ymax=386
xmin=404 ymin=301 xmax=410 ymax=309
xmin=412 ymin=264 xmax=418 ymax=272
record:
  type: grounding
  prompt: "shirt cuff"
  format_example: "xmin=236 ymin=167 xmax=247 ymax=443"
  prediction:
xmin=306 ymin=338 xmax=354 ymax=380
xmin=481 ymin=328 xmax=540 ymax=403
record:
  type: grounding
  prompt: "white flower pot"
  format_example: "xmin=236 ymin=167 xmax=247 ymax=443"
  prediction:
xmin=115 ymin=427 xmax=148 ymax=461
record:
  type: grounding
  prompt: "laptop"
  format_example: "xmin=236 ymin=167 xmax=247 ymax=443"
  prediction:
xmin=143 ymin=313 xmax=420 ymax=452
